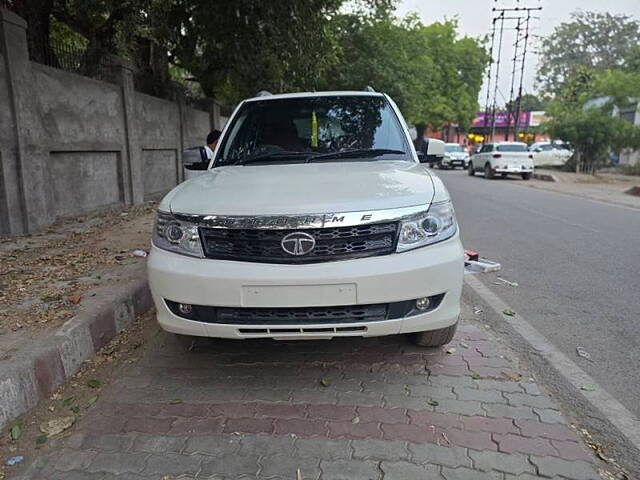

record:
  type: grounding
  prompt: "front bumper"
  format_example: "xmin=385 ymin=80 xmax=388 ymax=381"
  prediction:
xmin=148 ymin=234 xmax=464 ymax=340
xmin=494 ymin=166 xmax=534 ymax=174
xmin=442 ymin=158 xmax=467 ymax=167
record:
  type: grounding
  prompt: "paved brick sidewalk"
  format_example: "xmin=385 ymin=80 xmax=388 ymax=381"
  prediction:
xmin=17 ymin=319 xmax=601 ymax=479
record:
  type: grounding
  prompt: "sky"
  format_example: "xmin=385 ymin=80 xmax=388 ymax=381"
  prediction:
xmin=397 ymin=0 xmax=640 ymax=108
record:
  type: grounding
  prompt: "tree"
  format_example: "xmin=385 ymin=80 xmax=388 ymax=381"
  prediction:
xmin=171 ymin=1 xmax=349 ymax=103
xmin=537 ymin=11 xmax=640 ymax=95
xmin=51 ymin=0 xmax=141 ymax=76
xmin=320 ymin=14 xmax=489 ymax=129
xmin=546 ymin=106 xmax=640 ymax=173
xmin=505 ymin=93 xmax=546 ymax=113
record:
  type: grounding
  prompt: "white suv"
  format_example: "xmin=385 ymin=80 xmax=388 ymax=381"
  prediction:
xmin=441 ymin=143 xmax=470 ymax=169
xmin=148 ymin=91 xmax=464 ymax=347
xmin=468 ymin=142 xmax=534 ymax=180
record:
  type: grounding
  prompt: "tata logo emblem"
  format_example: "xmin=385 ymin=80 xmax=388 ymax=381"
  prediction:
xmin=281 ymin=232 xmax=316 ymax=256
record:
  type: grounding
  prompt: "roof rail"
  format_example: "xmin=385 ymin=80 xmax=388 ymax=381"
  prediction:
xmin=255 ymin=90 xmax=273 ymax=97
xmin=364 ymin=86 xmax=376 ymax=92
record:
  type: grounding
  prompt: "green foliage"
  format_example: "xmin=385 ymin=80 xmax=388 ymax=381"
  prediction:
xmin=25 ymin=0 xmax=488 ymax=127
xmin=321 ymin=15 xmax=489 ymax=128
xmin=506 ymin=93 xmax=546 ymax=113
xmin=538 ymin=11 xmax=640 ymax=95
xmin=545 ymin=103 xmax=640 ymax=172
xmin=172 ymin=1 xmax=345 ymax=103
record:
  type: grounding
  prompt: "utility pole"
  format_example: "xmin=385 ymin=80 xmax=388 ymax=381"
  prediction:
xmin=513 ymin=9 xmax=534 ymax=140
xmin=486 ymin=4 xmax=542 ymax=143
xmin=506 ymin=17 xmax=522 ymax=141
xmin=490 ymin=12 xmax=505 ymax=142
xmin=483 ymin=17 xmax=498 ymax=137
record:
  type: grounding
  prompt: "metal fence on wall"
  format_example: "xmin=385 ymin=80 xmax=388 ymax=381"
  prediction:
xmin=1 ymin=1 xmax=216 ymax=106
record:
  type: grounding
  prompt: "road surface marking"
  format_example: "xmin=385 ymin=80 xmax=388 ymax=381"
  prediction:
xmin=464 ymin=274 xmax=640 ymax=452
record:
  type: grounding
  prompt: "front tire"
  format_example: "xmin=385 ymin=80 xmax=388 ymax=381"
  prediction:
xmin=468 ymin=162 xmax=475 ymax=176
xmin=522 ymin=172 xmax=532 ymax=180
xmin=484 ymin=163 xmax=495 ymax=179
xmin=410 ymin=322 xmax=458 ymax=347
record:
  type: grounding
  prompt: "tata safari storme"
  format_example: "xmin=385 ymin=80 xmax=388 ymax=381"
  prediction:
xmin=148 ymin=91 xmax=464 ymax=347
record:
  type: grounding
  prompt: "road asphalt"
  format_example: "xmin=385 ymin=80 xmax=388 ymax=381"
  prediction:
xmin=438 ymin=169 xmax=640 ymax=421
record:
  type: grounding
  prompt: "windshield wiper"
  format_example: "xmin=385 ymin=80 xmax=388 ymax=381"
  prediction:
xmin=232 ymin=151 xmax=310 ymax=165
xmin=306 ymin=149 xmax=408 ymax=162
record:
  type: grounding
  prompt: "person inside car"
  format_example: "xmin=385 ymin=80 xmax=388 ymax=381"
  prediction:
xmin=205 ymin=129 xmax=222 ymax=160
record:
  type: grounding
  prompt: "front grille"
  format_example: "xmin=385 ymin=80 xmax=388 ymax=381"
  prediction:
xmin=164 ymin=294 xmax=445 ymax=325
xmin=214 ymin=304 xmax=387 ymax=325
xmin=199 ymin=222 xmax=399 ymax=264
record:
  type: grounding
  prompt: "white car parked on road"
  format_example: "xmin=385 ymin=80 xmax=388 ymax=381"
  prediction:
xmin=529 ymin=141 xmax=573 ymax=166
xmin=148 ymin=91 xmax=464 ymax=347
xmin=441 ymin=143 xmax=470 ymax=169
xmin=468 ymin=142 xmax=534 ymax=180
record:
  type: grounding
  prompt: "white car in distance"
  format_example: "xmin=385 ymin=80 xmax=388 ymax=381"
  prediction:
xmin=441 ymin=143 xmax=470 ymax=169
xmin=468 ymin=142 xmax=534 ymax=180
xmin=529 ymin=141 xmax=573 ymax=167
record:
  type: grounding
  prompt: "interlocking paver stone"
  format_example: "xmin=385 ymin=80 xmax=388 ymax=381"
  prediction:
xmin=473 ymin=379 xmax=524 ymax=393
xmin=319 ymin=459 xmax=380 ymax=480
xmin=408 ymin=443 xmax=471 ymax=468
xmin=20 ymin=320 xmax=600 ymax=480
xmin=482 ymin=403 xmax=538 ymax=420
xmin=530 ymin=456 xmax=600 ymax=479
xmin=505 ymin=392 xmax=557 ymax=409
xmin=143 ymin=452 xmax=203 ymax=476
xmin=237 ymin=434 xmax=295 ymax=456
xmin=442 ymin=466 xmax=502 ymax=480
xmin=455 ymin=387 xmax=506 ymax=403
xmin=52 ymin=448 xmax=97 ymax=472
xmin=534 ymin=408 xmax=566 ymax=424
xmin=259 ymin=455 xmax=321 ymax=479
xmin=352 ymin=439 xmax=410 ymax=461
xmin=185 ymin=435 xmax=242 ymax=456
xmin=468 ymin=450 xmax=535 ymax=475
xmin=434 ymin=398 xmax=486 ymax=415
xmin=82 ymin=433 xmax=135 ymax=452
xmin=132 ymin=434 xmax=187 ymax=453
xmin=86 ymin=451 xmax=149 ymax=474
xmin=199 ymin=454 xmax=261 ymax=477
xmin=380 ymin=460 xmax=441 ymax=479
xmin=296 ymin=437 xmax=352 ymax=460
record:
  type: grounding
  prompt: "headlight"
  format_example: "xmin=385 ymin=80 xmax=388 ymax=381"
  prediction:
xmin=396 ymin=201 xmax=457 ymax=252
xmin=152 ymin=211 xmax=203 ymax=257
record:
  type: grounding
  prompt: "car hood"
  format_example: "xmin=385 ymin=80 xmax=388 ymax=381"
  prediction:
xmin=165 ymin=161 xmax=436 ymax=215
xmin=446 ymin=152 xmax=468 ymax=159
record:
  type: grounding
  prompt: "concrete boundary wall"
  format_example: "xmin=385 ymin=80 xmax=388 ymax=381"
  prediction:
xmin=0 ymin=8 xmax=222 ymax=235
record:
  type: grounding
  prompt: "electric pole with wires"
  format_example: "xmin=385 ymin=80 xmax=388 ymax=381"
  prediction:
xmin=483 ymin=3 xmax=541 ymax=143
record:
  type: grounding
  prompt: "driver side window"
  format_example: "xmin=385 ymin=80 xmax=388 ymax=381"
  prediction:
xmin=480 ymin=144 xmax=493 ymax=154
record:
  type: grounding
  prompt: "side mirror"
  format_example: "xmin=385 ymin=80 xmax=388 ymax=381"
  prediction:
xmin=534 ymin=147 xmax=542 ymax=152
xmin=183 ymin=146 xmax=209 ymax=171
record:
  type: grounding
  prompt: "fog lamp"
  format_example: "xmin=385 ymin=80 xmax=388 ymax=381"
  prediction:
xmin=415 ymin=297 xmax=431 ymax=311
xmin=178 ymin=303 xmax=193 ymax=315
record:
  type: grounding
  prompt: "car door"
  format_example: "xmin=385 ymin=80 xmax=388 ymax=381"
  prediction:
xmin=475 ymin=144 xmax=492 ymax=170
xmin=531 ymin=143 xmax=554 ymax=166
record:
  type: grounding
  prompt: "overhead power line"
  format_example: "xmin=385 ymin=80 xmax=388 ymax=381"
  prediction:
xmin=484 ymin=4 xmax=542 ymax=142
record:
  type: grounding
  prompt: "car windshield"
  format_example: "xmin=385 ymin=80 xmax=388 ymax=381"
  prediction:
xmin=445 ymin=145 xmax=463 ymax=152
xmin=216 ymin=95 xmax=411 ymax=165
xmin=496 ymin=144 xmax=527 ymax=152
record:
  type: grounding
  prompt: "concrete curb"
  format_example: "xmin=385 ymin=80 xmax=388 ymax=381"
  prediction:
xmin=0 ymin=267 xmax=153 ymax=429
xmin=533 ymin=172 xmax=557 ymax=182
